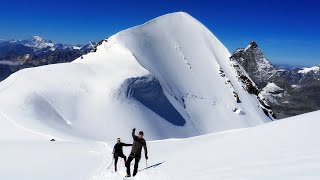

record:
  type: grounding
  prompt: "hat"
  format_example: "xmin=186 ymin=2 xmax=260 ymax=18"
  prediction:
xmin=138 ymin=131 xmax=144 ymax=136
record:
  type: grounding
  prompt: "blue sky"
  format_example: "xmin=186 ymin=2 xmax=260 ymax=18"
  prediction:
xmin=0 ymin=0 xmax=319 ymax=66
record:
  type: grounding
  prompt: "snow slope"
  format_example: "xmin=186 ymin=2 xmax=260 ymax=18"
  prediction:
xmin=140 ymin=110 xmax=320 ymax=180
xmin=0 ymin=106 xmax=319 ymax=179
xmin=114 ymin=13 xmax=271 ymax=132
xmin=0 ymin=12 xmax=270 ymax=143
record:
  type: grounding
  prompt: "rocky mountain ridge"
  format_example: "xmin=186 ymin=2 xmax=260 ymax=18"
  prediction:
xmin=231 ymin=41 xmax=320 ymax=118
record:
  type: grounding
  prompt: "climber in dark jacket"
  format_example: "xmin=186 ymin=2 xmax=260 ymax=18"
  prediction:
xmin=113 ymin=138 xmax=132 ymax=171
xmin=125 ymin=128 xmax=148 ymax=177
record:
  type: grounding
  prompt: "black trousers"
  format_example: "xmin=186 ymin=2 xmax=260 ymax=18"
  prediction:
xmin=125 ymin=153 xmax=141 ymax=176
xmin=114 ymin=153 xmax=126 ymax=171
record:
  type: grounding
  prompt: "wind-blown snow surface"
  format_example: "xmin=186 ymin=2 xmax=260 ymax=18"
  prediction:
xmin=0 ymin=12 xmax=270 ymax=143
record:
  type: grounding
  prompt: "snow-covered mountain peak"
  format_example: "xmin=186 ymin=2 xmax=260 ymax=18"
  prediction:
xmin=245 ymin=41 xmax=258 ymax=50
xmin=114 ymin=11 xmax=230 ymax=95
xmin=31 ymin=35 xmax=44 ymax=42
xmin=81 ymin=12 xmax=273 ymax=136
xmin=298 ymin=65 xmax=320 ymax=74
xmin=231 ymin=41 xmax=276 ymax=87
xmin=0 ymin=12 xmax=271 ymax=141
xmin=231 ymin=41 xmax=320 ymax=119
xmin=20 ymin=36 xmax=54 ymax=49
xmin=123 ymin=12 xmax=195 ymax=30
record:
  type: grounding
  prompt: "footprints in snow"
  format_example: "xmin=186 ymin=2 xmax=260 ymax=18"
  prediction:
xmin=173 ymin=42 xmax=192 ymax=70
xmin=182 ymin=93 xmax=216 ymax=107
xmin=218 ymin=66 xmax=241 ymax=104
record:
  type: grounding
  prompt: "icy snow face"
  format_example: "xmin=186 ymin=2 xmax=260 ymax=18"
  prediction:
xmin=262 ymin=82 xmax=283 ymax=93
xmin=0 ymin=12 xmax=270 ymax=141
xmin=298 ymin=66 xmax=320 ymax=74
xmin=121 ymin=75 xmax=186 ymax=126
xmin=260 ymin=83 xmax=284 ymax=104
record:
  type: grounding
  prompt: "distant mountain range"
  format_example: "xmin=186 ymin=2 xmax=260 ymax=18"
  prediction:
xmin=273 ymin=63 xmax=304 ymax=70
xmin=0 ymin=36 xmax=96 ymax=81
xmin=230 ymin=41 xmax=320 ymax=118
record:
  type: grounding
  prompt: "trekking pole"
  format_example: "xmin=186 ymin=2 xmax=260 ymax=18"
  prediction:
xmin=146 ymin=160 xmax=148 ymax=170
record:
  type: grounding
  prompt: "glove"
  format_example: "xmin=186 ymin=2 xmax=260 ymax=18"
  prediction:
xmin=145 ymin=156 xmax=148 ymax=160
xmin=133 ymin=128 xmax=136 ymax=132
